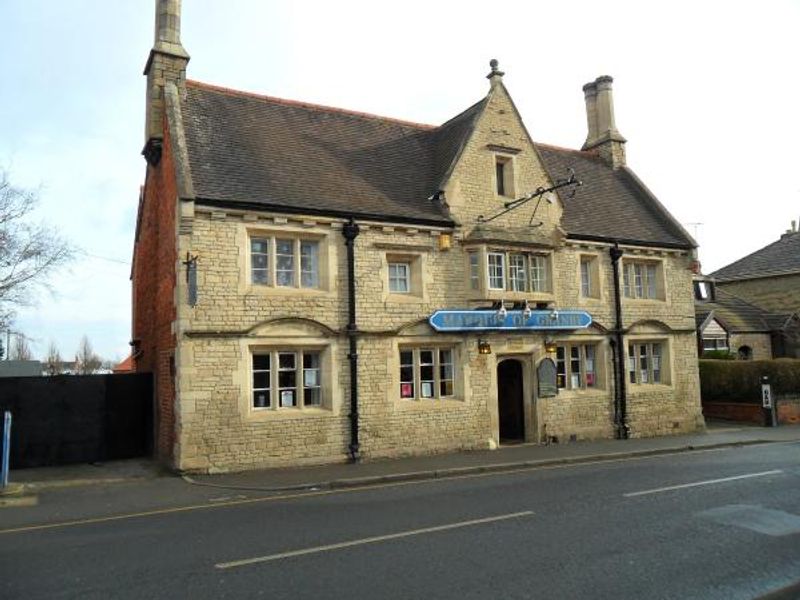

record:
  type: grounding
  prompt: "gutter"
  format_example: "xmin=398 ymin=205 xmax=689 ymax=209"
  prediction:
xmin=609 ymin=242 xmax=629 ymax=439
xmin=342 ymin=218 xmax=361 ymax=462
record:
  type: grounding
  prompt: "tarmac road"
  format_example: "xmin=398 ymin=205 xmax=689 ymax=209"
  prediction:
xmin=1 ymin=441 xmax=799 ymax=599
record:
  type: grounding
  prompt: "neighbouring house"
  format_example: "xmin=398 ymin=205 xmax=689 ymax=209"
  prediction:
xmin=694 ymin=278 xmax=800 ymax=359
xmin=132 ymin=0 xmax=704 ymax=473
xmin=712 ymin=221 xmax=800 ymax=315
xmin=113 ymin=355 xmax=134 ymax=374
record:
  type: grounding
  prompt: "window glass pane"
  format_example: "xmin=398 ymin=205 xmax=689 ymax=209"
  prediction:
xmin=581 ymin=259 xmax=592 ymax=297
xmin=639 ymin=344 xmax=649 ymax=383
xmin=646 ymin=264 xmax=657 ymax=299
xmin=439 ymin=349 xmax=454 ymax=397
xmin=400 ymin=350 xmax=414 ymax=398
xmin=276 ymin=239 xmax=295 ymax=287
xmin=628 ymin=344 xmax=637 ymax=383
xmin=419 ymin=349 xmax=434 ymax=398
xmin=300 ymin=241 xmax=319 ymax=288
xmin=469 ymin=253 xmax=479 ymax=290
xmin=488 ymin=253 xmax=505 ymax=290
xmin=496 ymin=160 xmax=505 ymax=196
xmin=570 ymin=346 xmax=582 ymax=389
xmin=389 ymin=263 xmax=410 ymax=293
xmin=623 ymin=265 xmax=632 ymax=298
xmin=253 ymin=353 xmax=271 ymax=408
xmin=634 ymin=264 xmax=644 ymax=298
xmin=251 ymin=238 xmax=270 ymax=285
xmin=556 ymin=346 xmax=566 ymax=389
xmin=302 ymin=352 xmax=321 ymax=406
xmin=530 ymin=255 xmax=547 ymax=292
xmin=585 ymin=346 xmax=596 ymax=387
xmin=652 ymin=344 xmax=662 ymax=383
xmin=253 ymin=354 xmax=270 ymax=371
xmin=278 ymin=352 xmax=297 ymax=407
xmin=509 ymin=254 xmax=527 ymax=292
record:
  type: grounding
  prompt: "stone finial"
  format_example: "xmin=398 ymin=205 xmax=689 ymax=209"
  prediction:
xmin=487 ymin=59 xmax=505 ymax=86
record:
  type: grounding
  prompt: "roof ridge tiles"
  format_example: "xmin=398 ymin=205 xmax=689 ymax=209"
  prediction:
xmin=186 ymin=79 xmax=437 ymax=131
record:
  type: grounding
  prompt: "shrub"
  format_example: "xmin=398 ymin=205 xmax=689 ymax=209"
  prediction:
xmin=701 ymin=350 xmax=735 ymax=360
xmin=699 ymin=359 xmax=800 ymax=403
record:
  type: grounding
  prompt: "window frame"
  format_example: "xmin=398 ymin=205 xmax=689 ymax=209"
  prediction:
xmin=251 ymin=348 xmax=326 ymax=410
xmin=627 ymin=341 xmax=666 ymax=385
xmin=249 ymin=234 xmax=323 ymax=291
xmin=622 ymin=259 xmax=663 ymax=300
xmin=579 ymin=255 xmax=601 ymax=299
xmin=555 ymin=343 xmax=600 ymax=391
xmin=398 ymin=346 xmax=458 ymax=401
xmin=388 ymin=261 xmax=411 ymax=293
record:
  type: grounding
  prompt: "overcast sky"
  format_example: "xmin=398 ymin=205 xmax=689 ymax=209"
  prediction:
xmin=1 ymin=0 xmax=799 ymax=361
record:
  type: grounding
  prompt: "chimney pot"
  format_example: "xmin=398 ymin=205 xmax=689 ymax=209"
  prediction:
xmin=581 ymin=74 xmax=627 ymax=168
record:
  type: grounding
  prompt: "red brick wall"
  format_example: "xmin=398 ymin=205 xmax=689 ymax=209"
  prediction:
xmin=132 ymin=125 xmax=177 ymax=464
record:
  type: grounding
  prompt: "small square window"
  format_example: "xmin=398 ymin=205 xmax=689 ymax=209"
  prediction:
xmin=388 ymin=262 xmax=410 ymax=293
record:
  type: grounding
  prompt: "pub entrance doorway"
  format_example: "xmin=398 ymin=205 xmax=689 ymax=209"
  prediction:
xmin=497 ymin=359 xmax=525 ymax=442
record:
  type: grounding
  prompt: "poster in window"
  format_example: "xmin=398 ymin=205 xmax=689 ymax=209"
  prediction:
xmin=537 ymin=358 xmax=558 ymax=398
xmin=304 ymin=370 xmax=318 ymax=387
xmin=421 ymin=382 xmax=433 ymax=398
xmin=400 ymin=383 xmax=413 ymax=398
xmin=586 ymin=372 xmax=595 ymax=386
xmin=280 ymin=390 xmax=296 ymax=407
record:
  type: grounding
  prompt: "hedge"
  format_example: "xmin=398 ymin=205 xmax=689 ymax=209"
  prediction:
xmin=699 ymin=359 xmax=800 ymax=403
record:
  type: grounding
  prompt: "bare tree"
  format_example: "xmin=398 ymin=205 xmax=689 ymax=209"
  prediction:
xmin=0 ymin=169 xmax=73 ymax=328
xmin=10 ymin=335 xmax=32 ymax=360
xmin=45 ymin=341 xmax=63 ymax=375
xmin=75 ymin=335 xmax=102 ymax=375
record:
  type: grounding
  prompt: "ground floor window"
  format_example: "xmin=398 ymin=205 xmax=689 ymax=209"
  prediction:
xmin=555 ymin=343 xmax=598 ymax=390
xmin=628 ymin=342 xmax=663 ymax=384
xmin=400 ymin=347 xmax=455 ymax=400
xmin=252 ymin=349 xmax=322 ymax=409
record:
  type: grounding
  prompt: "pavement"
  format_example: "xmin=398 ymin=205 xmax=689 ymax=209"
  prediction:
xmin=4 ymin=420 xmax=800 ymax=500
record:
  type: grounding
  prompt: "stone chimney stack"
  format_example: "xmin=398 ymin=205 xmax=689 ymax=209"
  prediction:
xmin=143 ymin=0 xmax=190 ymax=161
xmin=581 ymin=75 xmax=627 ymax=168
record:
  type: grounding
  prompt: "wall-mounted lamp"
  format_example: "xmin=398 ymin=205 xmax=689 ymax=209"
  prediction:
xmin=544 ymin=337 xmax=558 ymax=354
xmin=497 ymin=300 xmax=507 ymax=321
xmin=478 ymin=339 xmax=492 ymax=355
xmin=438 ymin=233 xmax=452 ymax=251
xmin=523 ymin=300 xmax=532 ymax=320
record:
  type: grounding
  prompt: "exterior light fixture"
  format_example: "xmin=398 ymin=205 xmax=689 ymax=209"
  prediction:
xmin=478 ymin=339 xmax=492 ymax=355
xmin=497 ymin=300 xmax=507 ymax=321
xmin=544 ymin=338 xmax=558 ymax=354
xmin=523 ymin=300 xmax=532 ymax=320
xmin=549 ymin=308 xmax=559 ymax=321
xmin=438 ymin=233 xmax=452 ymax=251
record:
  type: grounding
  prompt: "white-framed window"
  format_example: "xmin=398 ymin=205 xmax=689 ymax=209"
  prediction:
xmin=580 ymin=255 xmax=600 ymax=298
xmin=399 ymin=347 xmax=456 ymax=400
xmin=251 ymin=349 xmax=323 ymax=409
xmin=250 ymin=236 xmax=321 ymax=289
xmin=555 ymin=343 xmax=598 ymax=390
xmin=486 ymin=250 xmax=550 ymax=293
xmin=702 ymin=336 xmax=728 ymax=352
xmin=388 ymin=262 xmax=410 ymax=293
xmin=622 ymin=261 xmax=660 ymax=299
xmin=628 ymin=342 xmax=664 ymax=384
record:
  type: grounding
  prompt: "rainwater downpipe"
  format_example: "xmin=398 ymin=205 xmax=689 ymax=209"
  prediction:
xmin=342 ymin=217 xmax=361 ymax=461
xmin=609 ymin=242 xmax=629 ymax=439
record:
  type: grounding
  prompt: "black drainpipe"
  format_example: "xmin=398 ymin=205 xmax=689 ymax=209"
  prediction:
xmin=342 ymin=218 xmax=361 ymax=461
xmin=609 ymin=242 xmax=629 ymax=439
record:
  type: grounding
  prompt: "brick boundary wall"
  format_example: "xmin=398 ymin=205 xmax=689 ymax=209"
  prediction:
xmin=702 ymin=394 xmax=800 ymax=425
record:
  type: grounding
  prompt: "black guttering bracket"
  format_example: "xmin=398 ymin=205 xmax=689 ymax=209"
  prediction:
xmin=194 ymin=198 xmax=455 ymax=229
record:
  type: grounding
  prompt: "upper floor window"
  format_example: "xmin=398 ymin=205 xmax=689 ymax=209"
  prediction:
xmin=388 ymin=262 xmax=410 ymax=293
xmin=580 ymin=255 xmax=600 ymax=299
xmin=468 ymin=252 xmax=480 ymax=291
xmin=622 ymin=260 xmax=661 ymax=300
xmin=250 ymin=236 xmax=320 ymax=289
xmin=495 ymin=156 xmax=514 ymax=197
xmin=252 ymin=349 xmax=322 ymax=409
xmin=487 ymin=250 xmax=550 ymax=293
xmin=555 ymin=343 xmax=599 ymax=390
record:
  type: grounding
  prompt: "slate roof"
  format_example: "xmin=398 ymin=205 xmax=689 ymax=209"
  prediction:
xmin=696 ymin=288 xmax=791 ymax=333
xmin=711 ymin=231 xmax=800 ymax=281
xmin=180 ymin=80 xmax=694 ymax=247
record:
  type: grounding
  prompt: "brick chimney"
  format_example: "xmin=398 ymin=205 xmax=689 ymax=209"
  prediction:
xmin=582 ymin=75 xmax=627 ymax=168
xmin=143 ymin=0 xmax=190 ymax=162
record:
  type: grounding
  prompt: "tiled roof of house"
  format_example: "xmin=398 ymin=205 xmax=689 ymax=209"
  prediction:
xmin=180 ymin=81 xmax=694 ymax=247
xmin=711 ymin=231 xmax=800 ymax=281
xmin=696 ymin=288 xmax=791 ymax=333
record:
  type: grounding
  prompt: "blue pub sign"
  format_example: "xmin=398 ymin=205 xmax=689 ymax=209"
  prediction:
xmin=428 ymin=309 xmax=592 ymax=332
